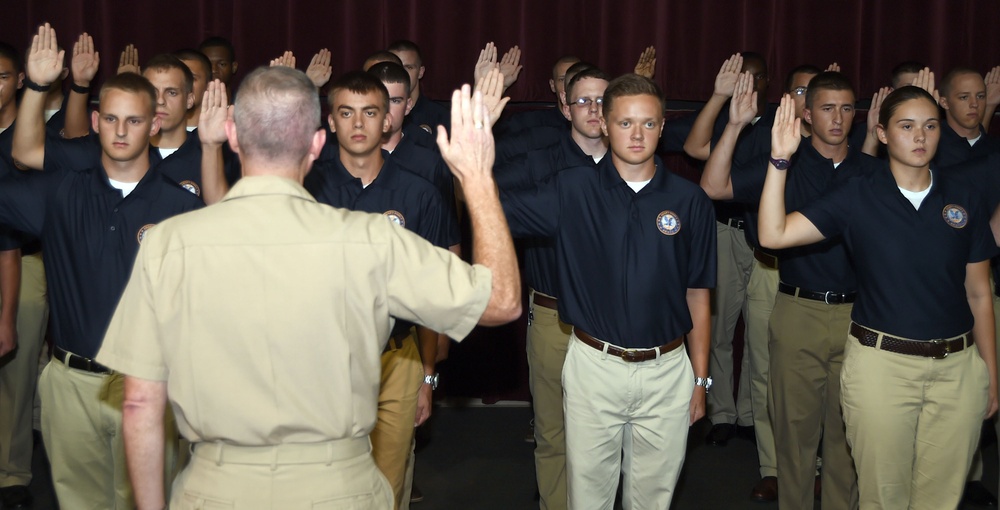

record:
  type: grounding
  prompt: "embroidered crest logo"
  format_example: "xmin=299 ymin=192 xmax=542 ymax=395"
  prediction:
xmin=419 ymin=124 xmax=433 ymax=135
xmin=384 ymin=210 xmax=405 ymax=227
xmin=179 ymin=180 xmax=201 ymax=196
xmin=656 ymin=210 xmax=681 ymax=236
xmin=942 ymin=204 xmax=968 ymax=229
xmin=136 ymin=224 xmax=155 ymax=244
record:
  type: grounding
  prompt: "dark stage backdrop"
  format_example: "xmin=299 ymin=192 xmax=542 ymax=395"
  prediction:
xmin=5 ymin=0 xmax=1000 ymax=104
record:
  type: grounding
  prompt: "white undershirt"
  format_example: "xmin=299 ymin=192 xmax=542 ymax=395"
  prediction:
xmin=898 ymin=173 xmax=933 ymax=210
xmin=0 ymin=126 xmax=6 ymax=135
xmin=968 ymin=133 xmax=982 ymax=147
xmin=44 ymin=109 xmax=59 ymax=122
xmin=158 ymin=147 xmax=179 ymax=159
xmin=108 ymin=178 xmax=139 ymax=198
xmin=186 ymin=125 xmax=196 ymax=132
xmin=625 ymin=179 xmax=651 ymax=193
xmin=592 ymin=153 xmax=604 ymax=163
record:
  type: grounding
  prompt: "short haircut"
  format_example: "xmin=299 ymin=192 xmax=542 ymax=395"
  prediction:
xmin=940 ymin=66 xmax=982 ymax=96
xmin=890 ymin=61 xmax=925 ymax=87
xmin=362 ymin=51 xmax=402 ymax=70
xmin=784 ymin=64 xmax=821 ymax=93
xmin=387 ymin=40 xmax=421 ymax=61
xmin=565 ymin=67 xmax=611 ymax=99
xmin=233 ymin=66 xmax=319 ymax=165
xmin=367 ymin=61 xmax=410 ymax=93
xmin=145 ymin=53 xmax=195 ymax=94
xmin=804 ymin=71 xmax=854 ymax=108
xmin=99 ymin=73 xmax=158 ymax=116
xmin=0 ymin=42 xmax=23 ymax=74
xmin=552 ymin=55 xmax=581 ymax=77
xmin=742 ymin=51 xmax=768 ymax=74
xmin=563 ymin=61 xmax=595 ymax=85
xmin=878 ymin=85 xmax=937 ymax=128
xmin=603 ymin=73 xmax=664 ymax=117
xmin=174 ymin=49 xmax=212 ymax=78
xmin=198 ymin=36 xmax=236 ymax=61
xmin=327 ymin=70 xmax=389 ymax=112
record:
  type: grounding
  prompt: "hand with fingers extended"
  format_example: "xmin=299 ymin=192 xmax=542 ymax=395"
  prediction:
xmin=729 ymin=71 xmax=758 ymax=127
xmin=985 ymin=66 xmax=1000 ymax=108
xmin=714 ymin=53 xmax=743 ymax=98
xmin=911 ymin=67 xmax=940 ymax=104
xmin=306 ymin=49 xmax=332 ymax=89
xmin=498 ymin=45 xmax=522 ymax=89
xmin=771 ymin=94 xmax=802 ymax=160
xmin=633 ymin=46 xmax=656 ymax=79
xmin=198 ymin=80 xmax=232 ymax=147
xmin=28 ymin=23 xmax=66 ymax=87
xmin=437 ymin=85 xmax=495 ymax=185
xmin=117 ymin=44 xmax=140 ymax=75
xmin=269 ymin=51 xmax=296 ymax=69
xmin=826 ymin=62 xmax=841 ymax=73
xmin=71 ymin=32 xmax=99 ymax=87
xmin=867 ymin=87 xmax=891 ymax=136
xmin=473 ymin=42 xmax=498 ymax=86
xmin=474 ymin=67 xmax=509 ymax=128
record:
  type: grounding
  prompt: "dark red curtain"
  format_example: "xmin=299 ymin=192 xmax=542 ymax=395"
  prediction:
xmin=6 ymin=0 xmax=1000 ymax=103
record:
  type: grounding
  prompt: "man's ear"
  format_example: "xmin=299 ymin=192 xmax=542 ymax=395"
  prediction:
xmin=328 ymin=113 xmax=336 ymax=133
xmin=382 ymin=113 xmax=391 ymax=134
xmin=186 ymin=92 xmax=195 ymax=110
xmin=549 ymin=78 xmax=556 ymax=94
xmin=600 ymin=116 xmax=608 ymax=137
xmin=405 ymin=97 xmax=414 ymax=116
xmin=939 ymin=97 xmax=950 ymax=111
xmin=231 ymin=61 xmax=238 ymax=75
xmin=875 ymin=124 xmax=888 ymax=145
xmin=803 ymin=108 xmax=813 ymax=125
xmin=149 ymin=115 xmax=161 ymax=137
xmin=91 ymin=110 xmax=100 ymax=133
xmin=225 ymin=118 xmax=240 ymax=155
xmin=417 ymin=65 xmax=425 ymax=81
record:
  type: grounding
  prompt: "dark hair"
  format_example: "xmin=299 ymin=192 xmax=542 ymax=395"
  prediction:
xmin=198 ymin=37 xmax=236 ymax=61
xmin=174 ymin=49 xmax=212 ymax=80
xmin=328 ymin=71 xmax=389 ymax=112
xmin=387 ymin=40 xmax=421 ymax=62
xmin=144 ymin=54 xmax=195 ymax=94
xmin=362 ymin=51 xmax=402 ymax=70
xmin=877 ymin=85 xmax=938 ymax=128
xmin=603 ymin=73 xmax=664 ymax=116
xmin=552 ymin=55 xmax=581 ymax=78
xmin=804 ymin=71 xmax=854 ymax=108
xmin=563 ymin=61 xmax=595 ymax=86
xmin=565 ymin=67 xmax=611 ymax=99
xmin=99 ymin=72 xmax=158 ymax=116
xmin=741 ymin=51 xmax=768 ymax=74
xmin=0 ymin=42 xmax=23 ymax=74
xmin=784 ymin=64 xmax=821 ymax=93
xmin=890 ymin=61 xmax=925 ymax=88
xmin=940 ymin=66 xmax=981 ymax=97
xmin=367 ymin=61 xmax=410 ymax=92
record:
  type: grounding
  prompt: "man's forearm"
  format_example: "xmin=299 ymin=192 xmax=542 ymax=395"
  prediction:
xmin=701 ymin=122 xmax=742 ymax=199
xmin=63 ymin=82 xmax=93 ymax=139
xmin=12 ymin=90 xmax=49 ymax=169
xmin=685 ymin=288 xmax=710 ymax=378
xmin=683 ymin=94 xmax=728 ymax=161
xmin=200 ymin=143 xmax=230 ymax=205
xmin=123 ymin=376 xmax=168 ymax=510
xmin=464 ymin=179 xmax=520 ymax=325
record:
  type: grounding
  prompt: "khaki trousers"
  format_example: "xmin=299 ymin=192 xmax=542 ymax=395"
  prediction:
xmin=370 ymin=333 xmax=422 ymax=510
xmin=39 ymin=358 xmax=179 ymax=509
xmin=842 ymin=329 xmax=988 ymax=510
xmin=526 ymin=290 xmax=572 ymax=510
xmin=745 ymin=258 xmax=778 ymax=477
xmin=706 ymin=222 xmax=754 ymax=426
xmin=965 ymin=291 xmax=1000 ymax=485
xmin=0 ymin=253 xmax=48 ymax=487
xmin=768 ymin=292 xmax=857 ymax=510
xmin=173 ymin=438 xmax=392 ymax=509
xmin=563 ymin=332 xmax=693 ymax=510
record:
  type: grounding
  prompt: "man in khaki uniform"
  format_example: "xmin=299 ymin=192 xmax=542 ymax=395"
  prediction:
xmin=96 ymin=67 xmax=520 ymax=510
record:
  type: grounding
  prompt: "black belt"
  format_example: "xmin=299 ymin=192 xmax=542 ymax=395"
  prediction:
xmin=778 ymin=282 xmax=856 ymax=304
xmin=532 ymin=292 xmax=558 ymax=309
xmin=574 ymin=328 xmax=683 ymax=363
xmin=53 ymin=345 xmax=111 ymax=374
xmin=719 ymin=217 xmax=745 ymax=230
xmin=850 ymin=323 xmax=971 ymax=359
xmin=753 ymin=249 xmax=778 ymax=269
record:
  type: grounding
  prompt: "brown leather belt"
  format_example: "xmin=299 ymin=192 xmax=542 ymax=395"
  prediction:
xmin=850 ymin=323 xmax=972 ymax=360
xmin=383 ymin=329 xmax=412 ymax=353
xmin=532 ymin=292 xmax=558 ymax=309
xmin=574 ymin=328 xmax=683 ymax=363
xmin=53 ymin=345 xmax=111 ymax=374
xmin=753 ymin=249 xmax=779 ymax=269
xmin=778 ymin=282 xmax=856 ymax=304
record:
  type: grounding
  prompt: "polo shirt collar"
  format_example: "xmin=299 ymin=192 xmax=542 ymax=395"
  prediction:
xmin=328 ymin=149 xmax=396 ymax=189
xmin=222 ymin=175 xmax=317 ymax=203
xmin=92 ymin=163 xmax=161 ymax=200
xmin=597 ymin=154 xmax=668 ymax=190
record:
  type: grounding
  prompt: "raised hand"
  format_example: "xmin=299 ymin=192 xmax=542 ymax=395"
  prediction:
xmin=985 ymin=66 xmax=1000 ymax=108
xmin=474 ymin=67 xmax=509 ymax=128
xmin=71 ymin=32 xmax=100 ymax=86
xmin=633 ymin=46 xmax=656 ymax=79
xmin=198 ymin=80 xmax=232 ymax=146
xmin=826 ymin=62 xmax=841 ymax=73
xmin=117 ymin=44 xmax=140 ymax=75
xmin=911 ymin=67 xmax=940 ymax=104
xmin=27 ymin=23 xmax=66 ymax=86
xmin=867 ymin=86 xmax=891 ymax=134
xmin=714 ymin=53 xmax=743 ymax=98
xmin=306 ymin=49 xmax=332 ymax=89
xmin=771 ymin=94 xmax=802 ymax=160
xmin=729 ymin=71 xmax=758 ymax=126
xmin=437 ymin=85 xmax=494 ymax=184
xmin=269 ymin=51 xmax=296 ymax=69
xmin=474 ymin=42 xmax=498 ymax=86
xmin=498 ymin=45 xmax=522 ymax=89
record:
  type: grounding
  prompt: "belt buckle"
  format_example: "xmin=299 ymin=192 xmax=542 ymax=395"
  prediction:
xmin=621 ymin=348 xmax=641 ymax=363
xmin=929 ymin=339 xmax=949 ymax=359
xmin=823 ymin=291 xmax=834 ymax=305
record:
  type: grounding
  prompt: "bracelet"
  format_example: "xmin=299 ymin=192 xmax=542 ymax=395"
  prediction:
xmin=22 ymin=78 xmax=51 ymax=93
xmin=70 ymin=83 xmax=91 ymax=95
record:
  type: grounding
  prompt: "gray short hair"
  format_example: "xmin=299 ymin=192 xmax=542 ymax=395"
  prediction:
xmin=233 ymin=66 xmax=320 ymax=165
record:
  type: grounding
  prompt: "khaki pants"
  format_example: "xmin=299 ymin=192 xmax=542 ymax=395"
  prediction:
xmin=768 ymin=292 xmax=857 ymax=510
xmin=371 ymin=333 xmax=422 ymax=510
xmin=526 ymin=290 xmax=572 ymax=510
xmin=173 ymin=438 xmax=392 ymax=509
xmin=706 ymin=222 xmax=754 ymax=426
xmin=842 ymin=329 xmax=989 ymax=510
xmin=39 ymin=357 xmax=179 ymax=509
xmin=563 ymin=332 xmax=693 ymax=510
xmin=745 ymin=258 xmax=778 ymax=477
xmin=965 ymin=292 xmax=1000 ymax=485
xmin=0 ymin=253 xmax=48 ymax=487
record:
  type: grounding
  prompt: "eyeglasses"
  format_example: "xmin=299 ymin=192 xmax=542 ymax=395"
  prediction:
xmin=792 ymin=86 xmax=808 ymax=96
xmin=572 ymin=97 xmax=603 ymax=108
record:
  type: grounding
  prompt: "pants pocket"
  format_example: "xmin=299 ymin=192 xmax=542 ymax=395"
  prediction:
xmin=180 ymin=491 xmax=234 ymax=509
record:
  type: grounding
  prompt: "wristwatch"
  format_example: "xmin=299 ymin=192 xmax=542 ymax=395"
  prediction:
xmin=694 ymin=376 xmax=713 ymax=391
xmin=423 ymin=373 xmax=440 ymax=391
xmin=769 ymin=157 xmax=791 ymax=170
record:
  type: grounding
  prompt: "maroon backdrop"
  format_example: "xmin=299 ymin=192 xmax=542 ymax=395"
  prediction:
xmin=5 ymin=0 xmax=1000 ymax=104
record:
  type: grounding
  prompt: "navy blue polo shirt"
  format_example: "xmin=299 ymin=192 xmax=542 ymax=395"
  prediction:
xmin=501 ymin=155 xmax=717 ymax=348
xmin=934 ymin=122 xmax=1000 ymax=169
xmin=732 ymin=141 xmax=880 ymax=292
xmin=0 ymin=165 xmax=201 ymax=358
xmin=401 ymin=122 xmax=439 ymax=152
xmin=405 ymin=95 xmax=450 ymax=134
xmin=800 ymin=166 xmax=996 ymax=339
xmin=304 ymin=151 xmax=450 ymax=250
xmin=494 ymin=106 xmax=567 ymax=139
xmin=388 ymin=133 xmax=459 ymax=247
xmin=495 ymin=125 xmax=567 ymax=166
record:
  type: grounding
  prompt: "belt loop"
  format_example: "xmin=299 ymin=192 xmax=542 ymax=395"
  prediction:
xmin=270 ymin=446 xmax=278 ymax=472
xmin=214 ymin=440 xmax=224 ymax=466
xmin=600 ymin=340 xmax=609 ymax=361
xmin=326 ymin=442 xmax=335 ymax=466
xmin=874 ymin=332 xmax=883 ymax=349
